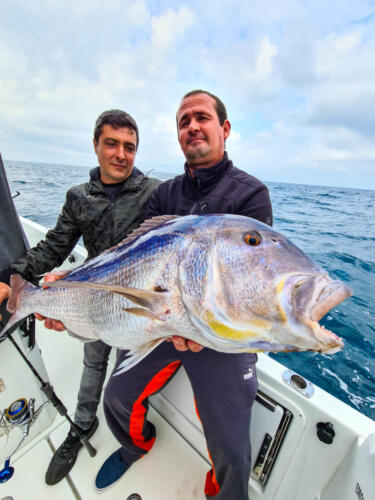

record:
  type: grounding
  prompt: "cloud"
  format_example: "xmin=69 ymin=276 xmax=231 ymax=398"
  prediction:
xmin=228 ymin=129 xmax=241 ymax=143
xmin=0 ymin=0 xmax=374 ymax=189
xmin=332 ymin=31 xmax=362 ymax=52
xmin=151 ymin=6 xmax=196 ymax=50
xmin=305 ymin=30 xmax=375 ymax=137
xmin=256 ymin=37 xmax=278 ymax=78
xmin=127 ymin=0 xmax=151 ymax=26
xmin=275 ymin=19 xmax=318 ymax=87
xmin=307 ymin=85 xmax=375 ymax=136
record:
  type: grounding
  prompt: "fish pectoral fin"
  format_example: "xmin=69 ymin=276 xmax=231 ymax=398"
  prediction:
xmin=122 ymin=307 xmax=166 ymax=321
xmin=114 ymin=339 xmax=165 ymax=375
xmin=116 ymin=287 xmax=170 ymax=312
xmin=43 ymin=281 xmax=170 ymax=312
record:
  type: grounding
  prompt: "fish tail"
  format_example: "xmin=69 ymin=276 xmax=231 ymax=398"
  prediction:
xmin=0 ymin=274 xmax=36 ymax=339
xmin=8 ymin=274 xmax=35 ymax=312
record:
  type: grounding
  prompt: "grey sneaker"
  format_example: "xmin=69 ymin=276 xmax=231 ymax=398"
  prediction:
xmin=45 ymin=416 xmax=99 ymax=485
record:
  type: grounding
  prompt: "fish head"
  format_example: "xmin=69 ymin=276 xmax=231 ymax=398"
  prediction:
xmin=187 ymin=215 xmax=352 ymax=354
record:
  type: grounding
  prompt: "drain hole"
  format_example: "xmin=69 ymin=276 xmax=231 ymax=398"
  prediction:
xmin=290 ymin=374 xmax=307 ymax=390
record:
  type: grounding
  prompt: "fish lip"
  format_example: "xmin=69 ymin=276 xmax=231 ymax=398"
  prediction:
xmin=288 ymin=273 xmax=352 ymax=323
xmin=281 ymin=273 xmax=350 ymax=352
xmin=309 ymin=280 xmax=352 ymax=322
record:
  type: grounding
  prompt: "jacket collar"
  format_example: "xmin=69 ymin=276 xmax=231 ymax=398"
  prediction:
xmin=88 ymin=166 xmax=146 ymax=194
xmin=183 ymin=152 xmax=232 ymax=191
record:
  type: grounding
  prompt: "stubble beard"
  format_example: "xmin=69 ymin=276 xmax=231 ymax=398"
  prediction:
xmin=185 ymin=143 xmax=210 ymax=162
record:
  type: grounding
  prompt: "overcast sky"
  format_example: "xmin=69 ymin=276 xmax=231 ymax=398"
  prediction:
xmin=1 ymin=0 xmax=374 ymax=189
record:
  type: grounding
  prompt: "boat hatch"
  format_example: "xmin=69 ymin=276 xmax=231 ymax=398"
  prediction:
xmin=251 ymin=391 xmax=293 ymax=485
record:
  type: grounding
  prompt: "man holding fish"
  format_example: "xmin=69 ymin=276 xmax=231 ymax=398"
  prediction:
xmin=95 ymin=90 xmax=273 ymax=499
xmin=0 ymin=109 xmax=160 ymax=484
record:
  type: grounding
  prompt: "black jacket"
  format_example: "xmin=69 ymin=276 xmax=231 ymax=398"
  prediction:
xmin=10 ymin=167 xmax=160 ymax=284
xmin=146 ymin=153 xmax=273 ymax=225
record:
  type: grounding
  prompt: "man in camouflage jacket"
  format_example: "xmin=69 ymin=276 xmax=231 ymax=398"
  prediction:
xmin=0 ymin=109 xmax=160 ymax=485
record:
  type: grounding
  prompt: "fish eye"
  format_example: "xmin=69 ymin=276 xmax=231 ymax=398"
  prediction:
xmin=243 ymin=232 xmax=262 ymax=246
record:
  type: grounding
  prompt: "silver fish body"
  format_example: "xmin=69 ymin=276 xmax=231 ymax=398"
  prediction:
xmin=1 ymin=215 xmax=352 ymax=372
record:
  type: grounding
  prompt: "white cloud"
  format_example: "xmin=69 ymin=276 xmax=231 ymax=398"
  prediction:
xmin=0 ymin=0 xmax=374 ymax=188
xmin=128 ymin=0 xmax=150 ymax=26
xmin=332 ymin=31 xmax=362 ymax=53
xmin=256 ymin=37 xmax=278 ymax=79
xmin=152 ymin=114 xmax=177 ymax=136
xmin=275 ymin=18 xmax=318 ymax=87
xmin=273 ymin=121 xmax=293 ymax=137
xmin=228 ymin=129 xmax=241 ymax=143
xmin=305 ymin=29 xmax=375 ymax=138
xmin=151 ymin=6 xmax=196 ymax=50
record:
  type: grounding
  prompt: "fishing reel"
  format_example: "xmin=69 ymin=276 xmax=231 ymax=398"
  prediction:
xmin=0 ymin=397 xmax=49 ymax=483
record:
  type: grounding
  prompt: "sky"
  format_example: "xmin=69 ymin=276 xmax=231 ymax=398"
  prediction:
xmin=0 ymin=0 xmax=374 ymax=189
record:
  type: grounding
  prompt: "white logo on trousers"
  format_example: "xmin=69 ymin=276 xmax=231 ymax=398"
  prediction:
xmin=243 ymin=368 xmax=253 ymax=380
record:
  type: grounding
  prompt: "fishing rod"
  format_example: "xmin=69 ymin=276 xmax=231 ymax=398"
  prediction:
xmin=0 ymin=153 xmax=96 ymax=482
xmin=0 ymin=317 xmax=97 ymax=483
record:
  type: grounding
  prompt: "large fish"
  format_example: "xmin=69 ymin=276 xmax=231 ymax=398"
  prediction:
xmin=0 ymin=215 xmax=352 ymax=373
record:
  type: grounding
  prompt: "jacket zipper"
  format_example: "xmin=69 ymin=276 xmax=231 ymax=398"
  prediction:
xmin=109 ymin=199 xmax=115 ymax=246
xmin=189 ymin=178 xmax=200 ymax=214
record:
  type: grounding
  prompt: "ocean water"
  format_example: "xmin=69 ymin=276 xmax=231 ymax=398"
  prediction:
xmin=3 ymin=159 xmax=375 ymax=420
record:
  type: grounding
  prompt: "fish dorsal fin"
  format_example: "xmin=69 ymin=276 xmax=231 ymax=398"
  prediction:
xmin=121 ymin=215 xmax=181 ymax=246
xmin=101 ymin=215 xmax=181 ymax=255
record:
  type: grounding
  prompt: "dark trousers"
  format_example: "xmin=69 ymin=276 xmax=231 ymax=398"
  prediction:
xmin=104 ymin=341 xmax=257 ymax=499
xmin=74 ymin=340 xmax=112 ymax=430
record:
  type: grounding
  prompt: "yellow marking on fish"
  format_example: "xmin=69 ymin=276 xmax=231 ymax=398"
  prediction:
xmin=204 ymin=311 xmax=270 ymax=341
xmin=276 ymin=277 xmax=288 ymax=322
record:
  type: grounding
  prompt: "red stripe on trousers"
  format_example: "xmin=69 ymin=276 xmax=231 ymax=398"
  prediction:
xmin=129 ymin=360 xmax=181 ymax=451
xmin=194 ymin=399 xmax=220 ymax=496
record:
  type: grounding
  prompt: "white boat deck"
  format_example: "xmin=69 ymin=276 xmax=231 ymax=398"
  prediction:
xmin=1 ymin=330 xmax=208 ymax=499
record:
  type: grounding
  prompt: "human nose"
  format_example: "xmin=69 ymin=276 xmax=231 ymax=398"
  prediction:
xmin=115 ymin=145 xmax=126 ymax=160
xmin=188 ymin=118 xmax=200 ymax=133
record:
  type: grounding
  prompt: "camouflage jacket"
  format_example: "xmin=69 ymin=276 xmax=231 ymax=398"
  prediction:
xmin=10 ymin=167 xmax=160 ymax=284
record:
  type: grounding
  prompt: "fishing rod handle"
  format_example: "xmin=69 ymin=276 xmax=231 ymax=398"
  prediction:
xmin=40 ymin=383 xmax=67 ymax=416
xmin=80 ymin=436 xmax=97 ymax=457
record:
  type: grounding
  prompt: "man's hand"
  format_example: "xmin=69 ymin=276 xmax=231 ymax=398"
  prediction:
xmin=35 ymin=272 xmax=69 ymax=332
xmin=0 ymin=282 xmax=10 ymax=305
xmin=167 ymin=335 xmax=204 ymax=352
xmin=0 ymin=282 xmax=11 ymax=322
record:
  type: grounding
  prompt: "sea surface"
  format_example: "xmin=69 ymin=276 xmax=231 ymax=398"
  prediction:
xmin=3 ymin=159 xmax=375 ymax=420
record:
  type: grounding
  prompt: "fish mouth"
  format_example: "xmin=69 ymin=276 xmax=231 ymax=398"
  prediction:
xmin=282 ymin=273 xmax=352 ymax=352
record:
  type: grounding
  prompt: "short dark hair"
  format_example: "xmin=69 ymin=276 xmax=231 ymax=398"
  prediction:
xmin=94 ymin=109 xmax=139 ymax=148
xmin=180 ymin=89 xmax=228 ymax=125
